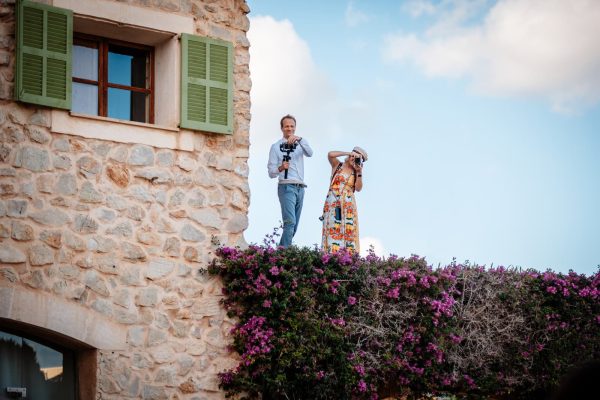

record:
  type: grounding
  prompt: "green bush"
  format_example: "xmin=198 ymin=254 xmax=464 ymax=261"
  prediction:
xmin=208 ymin=245 xmax=599 ymax=399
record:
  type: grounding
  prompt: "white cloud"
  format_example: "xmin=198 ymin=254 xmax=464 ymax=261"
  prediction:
xmin=403 ymin=0 xmax=437 ymax=18
xmin=426 ymin=0 xmax=490 ymax=36
xmin=247 ymin=16 xmax=338 ymax=150
xmin=360 ymin=237 xmax=386 ymax=257
xmin=345 ymin=1 xmax=371 ymax=27
xmin=385 ymin=0 xmax=600 ymax=112
xmin=403 ymin=0 xmax=488 ymax=26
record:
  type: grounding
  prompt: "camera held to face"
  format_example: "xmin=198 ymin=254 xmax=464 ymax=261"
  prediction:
xmin=354 ymin=156 xmax=362 ymax=166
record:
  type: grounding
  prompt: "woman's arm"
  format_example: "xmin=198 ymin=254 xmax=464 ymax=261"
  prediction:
xmin=354 ymin=175 xmax=363 ymax=192
xmin=327 ymin=151 xmax=350 ymax=168
xmin=352 ymin=163 xmax=363 ymax=192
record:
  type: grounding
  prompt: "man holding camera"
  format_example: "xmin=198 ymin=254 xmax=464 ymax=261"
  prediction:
xmin=268 ymin=114 xmax=314 ymax=247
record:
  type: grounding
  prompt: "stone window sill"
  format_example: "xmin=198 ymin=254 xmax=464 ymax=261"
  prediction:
xmin=51 ymin=110 xmax=195 ymax=151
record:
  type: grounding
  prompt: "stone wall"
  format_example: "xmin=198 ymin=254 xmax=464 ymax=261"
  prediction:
xmin=0 ymin=0 xmax=251 ymax=398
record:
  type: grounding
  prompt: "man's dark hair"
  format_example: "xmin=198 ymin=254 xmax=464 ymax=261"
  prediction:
xmin=280 ymin=114 xmax=296 ymax=128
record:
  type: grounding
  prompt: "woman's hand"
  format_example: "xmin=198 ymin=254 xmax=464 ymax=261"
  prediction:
xmin=350 ymin=154 xmax=363 ymax=171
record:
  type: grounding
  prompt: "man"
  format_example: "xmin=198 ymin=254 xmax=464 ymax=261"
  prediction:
xmin=268 ymin=114 xmax=314 ymax=247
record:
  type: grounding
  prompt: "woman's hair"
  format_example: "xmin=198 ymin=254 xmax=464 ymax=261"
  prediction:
xmin=352 ymin=146 xmax=368 ymax=161
xmin=280 ymin=114 xmax=296 ymax=128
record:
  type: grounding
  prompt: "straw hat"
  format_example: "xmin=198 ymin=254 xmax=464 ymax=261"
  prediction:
xmin=352 ymin=146 xmax=368 ymax=161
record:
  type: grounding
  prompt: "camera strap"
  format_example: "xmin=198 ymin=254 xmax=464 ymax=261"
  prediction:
xmin=331 ymin=163 xmax=357 ymax=192
xmin=321 ymin=163 xmax=354 ymax=222
xmin=329 ymin=162 xmax=354 ymax=204
xmin=329 ymin=163 xmax=343 ymax=185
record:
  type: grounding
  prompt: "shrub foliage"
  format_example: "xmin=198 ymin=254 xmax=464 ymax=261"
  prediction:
xmin=208 ymin=245 xmax=600 ymax=399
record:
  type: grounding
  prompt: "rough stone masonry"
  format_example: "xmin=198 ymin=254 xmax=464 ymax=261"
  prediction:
xmin=0 ymin=0 xmax=253 ymax=398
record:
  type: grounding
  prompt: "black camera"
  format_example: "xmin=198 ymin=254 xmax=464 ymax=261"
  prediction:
xmin=354 ymin=157 xmax=362 ymax=166
xmin=279 ymin=142 xmax=297 ymax=153
xmin=279 ymin=142 xmax=298 ymax=179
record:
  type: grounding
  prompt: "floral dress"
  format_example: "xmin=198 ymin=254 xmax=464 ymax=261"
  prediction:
xmin=321 ymin=167 xmax=359 ymax=253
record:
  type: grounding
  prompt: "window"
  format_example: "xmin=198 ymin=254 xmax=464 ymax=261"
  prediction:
xmin=16 ymin=0 xmax=234 ymax=136
xmin=72 ymin=35 xmax=154 ymax=123
xmin=0 ymin=330 xmax=76 ymax=400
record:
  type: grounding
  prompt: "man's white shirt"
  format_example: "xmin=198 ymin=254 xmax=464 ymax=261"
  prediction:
xmin=267 ymin=138 xmax=314 ymax=185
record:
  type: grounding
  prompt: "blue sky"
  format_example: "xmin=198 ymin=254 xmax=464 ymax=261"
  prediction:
xmin=244 ymin=0 xmax=600 ymax=275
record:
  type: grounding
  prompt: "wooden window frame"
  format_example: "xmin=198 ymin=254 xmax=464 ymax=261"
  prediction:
xmin=73 ymin=33 xmax=155 ymax=123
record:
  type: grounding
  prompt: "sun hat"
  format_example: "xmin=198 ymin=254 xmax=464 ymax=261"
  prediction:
xmin=352 ymin=146 xmax=368 ymax=161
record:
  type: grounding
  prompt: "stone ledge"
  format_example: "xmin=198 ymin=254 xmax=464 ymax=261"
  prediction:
xmin=54 ymin=0 xmax=195 ymax=36
xmin=51 ymin=111 xmax=196 ymax=152
xmin=0 ymin=284 xmax=127 ymax=350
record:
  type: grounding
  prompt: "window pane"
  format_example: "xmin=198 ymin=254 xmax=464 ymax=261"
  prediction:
xmin=0 ymin=331 xmax=75 ymax=400
xmin=131 ymin=91 xmax=148 ymax=123
xmin=23 ymin=339 xmax=63 ymax=382
xmin=108 ymin=87 xmax=131 ymax=120
xmin=73 ymin=45 xmax=98 ymax=80
xmin=108 ymin=88 xmax=148 ymax=123
xmin=108 ymin=46 xmax=148 ymax=88
xmin=72 ymin=82 xmax=98 ymax=115
xmin=23 ymin=338 xmax=75 ymax=400
xmin=0 ymin=332 xmax=22 ymax=388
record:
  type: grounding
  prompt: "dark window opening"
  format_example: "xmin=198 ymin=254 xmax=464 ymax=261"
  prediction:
xmin=0 ymin=330 xmax=75 ymax=400
xmin=72 ymin=34 xmax=154 ymax=123
xmin=0 ymin=319 xmax=97 ymax=400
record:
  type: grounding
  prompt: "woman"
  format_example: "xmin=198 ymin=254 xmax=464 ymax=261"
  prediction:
xmin=321 ymin=146 xmax=367 ymax=253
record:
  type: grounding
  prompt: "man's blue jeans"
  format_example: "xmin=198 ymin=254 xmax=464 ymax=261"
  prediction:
xmin=277 ymin=184 xmax=305 ymax=247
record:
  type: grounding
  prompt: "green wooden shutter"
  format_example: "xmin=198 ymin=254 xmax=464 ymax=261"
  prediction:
xmin=181 ymin=34 xmax=233 ymax=134
xmin=15 ymin=0 xmax=72 ymax=109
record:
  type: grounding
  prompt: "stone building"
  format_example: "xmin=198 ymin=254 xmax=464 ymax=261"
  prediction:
xmin=0 ymin=0 xmax=251 ymax=398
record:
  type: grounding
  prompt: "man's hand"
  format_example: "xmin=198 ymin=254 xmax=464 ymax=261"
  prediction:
xmin=287 ymin=135 xmax=302 ymax=145
xmin=279 ymin=161 xmax=290 ymax=172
